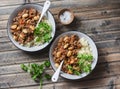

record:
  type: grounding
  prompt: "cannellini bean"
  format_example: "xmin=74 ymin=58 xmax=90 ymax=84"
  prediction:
xmin=68 ymin=46 xmax=74 ymax=50
xmin=67 ymin=51 xmax=72 ymax=57
xmin=22 ymin=29 xmax=28 ymax=33
xmin=13 ymin=35 xmax=17 ymax=40
xmin=17 ymin=26 xmax=21 ymax=30
xmin=64 ymin=43 xmax=69 ymax=49
xmin=67 ymin=70 xmax=72 ymax=74
xmin=56 ymin=51 xmax=61 ymax=58
xmin=11 ymin=25 xmax=17 ymax=29
xmin=64 ymin=36 xmax=69 ymax=42
xmin=27 ymin=19 xmax=31 ymax=23
xmin=34 ymin=16 xmax=39 ymax=20
xmin=22 ymin=13 xmax=28 ymax=18
xmin=70 ymin=59 xmax=74 ymax=64
xmin=30 ymin=25 xmax=35 ymax=31
xmin=55 ymin=63 xmax=59 ymax=68
xmin=19 ymin=33 xmax=25 ymax=39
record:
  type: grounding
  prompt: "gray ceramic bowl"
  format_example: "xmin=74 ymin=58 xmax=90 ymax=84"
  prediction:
xmin=49 ymin=31 xmax=98 ymax=80
xmin=7 ymin=4 xmax=56 ymax=52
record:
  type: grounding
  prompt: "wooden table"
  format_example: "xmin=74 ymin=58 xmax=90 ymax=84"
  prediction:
xmin=0 ymin=0 xmax=120 ymax=89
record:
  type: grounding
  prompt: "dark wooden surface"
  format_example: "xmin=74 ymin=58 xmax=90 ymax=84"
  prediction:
xmin=0 ymin=0 xmax=120 ymax=89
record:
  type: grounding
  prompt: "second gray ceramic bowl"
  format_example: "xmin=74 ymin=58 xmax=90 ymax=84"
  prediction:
xmin=7 ymin=4 xmax=56 ymax=52
xmin=49 ymin=31 xmax=98 ymax=80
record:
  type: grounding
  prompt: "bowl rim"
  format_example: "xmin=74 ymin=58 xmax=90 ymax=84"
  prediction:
xmin=7 ymin=3 xmax=56 ymax=52
xmin=49 ymin=31 xmax=98 ymax=80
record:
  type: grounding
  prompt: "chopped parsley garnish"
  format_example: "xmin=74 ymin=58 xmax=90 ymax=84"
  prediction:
xmin=34 ymin=21 xmax=52 ymax=43
xmin=77 ymin=53 xmax=93 ymax=73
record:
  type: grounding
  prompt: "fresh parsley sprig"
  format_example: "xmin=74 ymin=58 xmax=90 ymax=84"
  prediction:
xmin=20 ymin=60 xmax=51 ymax=89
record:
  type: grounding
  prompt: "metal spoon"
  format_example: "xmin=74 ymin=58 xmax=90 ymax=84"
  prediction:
xmin=36 ymin=0 xmax=51 ymax=27
xmin=51 ymin=60 xmax=64 ymax=82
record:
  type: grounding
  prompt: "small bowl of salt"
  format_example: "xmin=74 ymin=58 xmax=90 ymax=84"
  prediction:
xmin=58 ymin=9 xmax=74 ymax=25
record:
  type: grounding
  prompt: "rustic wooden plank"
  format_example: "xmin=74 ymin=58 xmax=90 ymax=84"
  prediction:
xmin=0 ymin=37 xmax=10 ymax=43
xmin=0 ymin=50 xmax=50 ymax=66
xmin=1 ymin=8 xmax=120 ymax=21
xmin=52 ymin=8 xmax=120 ymax=21
xmin=0 ymin=20 xmax=8 ymax=29
xmin=1 ymin=0 xmax=120 ymax=16
xmin=50 ymin=0 xmax=120 ymax=9
xmin=0 ymin=4 xmax=120 ymax=21
xmin=54 ymin=76 xmax=119 ymax=89
xmin=115 ymin=85 xmax=120 ymax=89
xmin=0 ymin=71 xmax=54 ymax=89
xmin=0 ymin=30 xmax=7 ymax=37
xmin=0 ymin=61 xmax=52 ymax=75
xmin=80 ymin=18 xmax=120 ymax=32
xmin=96 ymin=40 xmax=120 ymax=49
xmin=75 ymin=9 xmax=120 ymax=21
xmin=50 ymin=3 xmax=120 ymax=16
xmin=11 ymin=84 xmax=120 ymax=89
xmin=98 ymin=46 xmax=120 ymax=56
xmin=0 ymin=0 xmax=120 ymax=8
xmin=54 ymin=74 xmax=120 ymax=89
xmin=0 ymin=14 xmax=9 ymax=21
xmin=0 ymin=0 xmax=120 ymax=16
xmin=0 ymin=64 xmax=22 ymax=75
xmin=0 ymin=42 xmax=18 ymax=52
xmin=56 ymin=17 xmax=120 ymax=35
xmin=12 ymin=84 xmax=54 ymax=89
xmin=0 ymin=0 xmax=24 ymax=7
xmin=0 ymin=2 xmax=44 ymax=15
xmin=0 ymin=73 xmax=119 ymax=89
xmin=89 ymin=31 xmax=120 ymax=42
xmin=0 ymin=0 xmax=61 ymax=7
xmin=83 ymin=85 xmax=116 ymax=89
xmin=91 ymin=61 xmax=120 ymax=78
xmin=0 ymin=5 xmax=20 ymax=15
xmin=0 ymin=60 xmax=119 ymax=80
xmin=98 ymin=53 xmax=120 ymax=63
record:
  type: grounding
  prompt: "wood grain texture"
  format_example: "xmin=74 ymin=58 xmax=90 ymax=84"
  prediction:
xmin=0 ymin=74 xmax=119 ymax=89
xmin=0 ymin=0 xmax=120 ymax=89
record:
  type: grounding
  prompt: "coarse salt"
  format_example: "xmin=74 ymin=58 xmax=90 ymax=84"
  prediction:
xmin=60 ymin=11 xmax=72 ymax=23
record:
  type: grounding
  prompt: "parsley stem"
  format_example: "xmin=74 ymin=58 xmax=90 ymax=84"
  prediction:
xmin=39 ymin=79 xmax=43 ymax=89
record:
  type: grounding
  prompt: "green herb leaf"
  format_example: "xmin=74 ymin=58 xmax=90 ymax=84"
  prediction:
xmin=43 ymin=33 xmax=52 ymax=42
xmin=44 ymin=60 xmax=51 ymax=67
xmin=20 ymin=64 xmax=28 ymax=72
xmin=67 ymin=65 xmax=73 ymax=71
xmin=73 ymin=70 xmax=80 ymax=75
xmin=32 ymin=73 xmax=39 ymax=80
xmin=83 ymin=64 xmax=91 ymax=73
xmin=77 ymin=53 xmax=93 ymax=61
xmin=44 ymin=74 xmax=51 ymax=80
